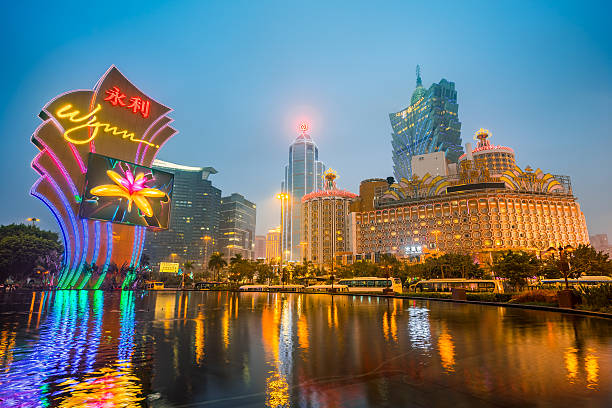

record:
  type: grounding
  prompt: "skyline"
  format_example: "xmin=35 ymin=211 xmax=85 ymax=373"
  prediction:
xmin=1 ymin=1 xmax=611 ymax=237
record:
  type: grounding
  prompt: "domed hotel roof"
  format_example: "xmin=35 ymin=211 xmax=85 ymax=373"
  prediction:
xmin=302 ymin=169 xmax=358 ymax=202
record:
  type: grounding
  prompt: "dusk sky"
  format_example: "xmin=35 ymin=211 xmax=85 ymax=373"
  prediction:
xmin=1 ymin=1 xmax=610 ymax=236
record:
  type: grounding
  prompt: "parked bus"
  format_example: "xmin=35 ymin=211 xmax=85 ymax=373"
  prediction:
xmin=409 ymin=279 xmax=505 ymax=293
xmin=144 ymin=281 xmax=164 ymax=290
xmin=540 ymin=275 xmax=612 ymax=288
xmin=304 ymin=284 xmax=349 ymax=293
xmin=195 ymin=281 xmax=224 ymax=290
xmin=337 ymin=277 xmax=403 ymax=294
xmin=268 ymin=284 xmax=304 ymax=292
xmin=239 ymin=285 xmax=269 ymax=292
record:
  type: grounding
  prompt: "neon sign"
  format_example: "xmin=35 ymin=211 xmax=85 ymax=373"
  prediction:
xmin=30 ymin=65 xmax=177 ymax=289
xmin=56 ymin=104 xmax=159 ymax=148
xmin=104 ymin=86 xmax=150 ymax=118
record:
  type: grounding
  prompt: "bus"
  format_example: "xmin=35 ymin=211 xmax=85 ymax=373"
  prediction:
xmin=337 ymin=277 xmax=403 ymax=294
xmin=239 ymin=284 xmax=269 ymax=292
xmin=144 ymin=281 xmax=164 ymax=290
xmin=195 ymin=281 xmax=224 ymax=290
xmin=304 ymin=284 xmax=349 ymax=293
xmin=409 ymin=279 xmax=505 ymax=293
xmin=268 ymin=284 xmax=304 ymax=292
xmin=540 ymin=275 xmax=612 ymax=288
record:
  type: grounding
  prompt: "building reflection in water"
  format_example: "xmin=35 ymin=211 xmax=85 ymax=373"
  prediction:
xmin=0 ymin=291 xmax=611 ymax=407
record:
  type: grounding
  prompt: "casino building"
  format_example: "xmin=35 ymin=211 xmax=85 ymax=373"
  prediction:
xmin=302 ymin=169 xmax=357 ymax=267
xmin=352 ymin=129 xmax=589 ymax=263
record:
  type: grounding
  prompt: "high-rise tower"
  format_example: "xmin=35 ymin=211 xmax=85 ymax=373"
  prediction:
xmin=390 ymin=66 xmax=463 ymax=181
xmin=281 ymin=123 xmax=325 ymax=261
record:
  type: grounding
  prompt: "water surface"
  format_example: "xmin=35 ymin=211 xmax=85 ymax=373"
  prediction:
xmin=0 ymin=290 xmax=610 ymax=407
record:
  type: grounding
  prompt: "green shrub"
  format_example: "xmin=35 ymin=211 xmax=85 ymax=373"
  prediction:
xmin=512 ymin=289 xmax=557 ymax=304
xmin=575 ymin=284 xmax=612 ymax=311
xmin=466 ymin=293 xmax=513 ymax=302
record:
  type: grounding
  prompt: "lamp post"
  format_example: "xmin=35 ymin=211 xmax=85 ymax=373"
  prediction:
xmin=546 ymin=244 xmax=575 ymax=289
xmin=276 ymin=193 xmax=289 ymax=283
xmin=26 ymin=217 xmax=40 ymax=227
xmin=202 ymin=235 xmax=211 ymax=275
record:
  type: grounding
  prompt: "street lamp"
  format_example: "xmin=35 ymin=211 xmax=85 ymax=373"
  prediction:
xmin=276 ymin=193 xmax=290 ymax=274
xmin=546 ymin=244 xmax=575 ymax=289
xmin=26 ymin=217 xmax=40 ymax=227
xmin=202 ymin=235 xmax=211 ymax=273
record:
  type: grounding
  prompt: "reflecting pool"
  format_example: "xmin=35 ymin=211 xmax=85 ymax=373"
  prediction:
xmin=0 ymin=290 xmax=611 ymax=407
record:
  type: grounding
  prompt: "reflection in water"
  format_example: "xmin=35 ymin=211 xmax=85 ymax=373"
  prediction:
xmin=565 ymin=347 xmax=579 ymax=382
xmin=0 ymin=291 xmax=611 ymax=407
xmin=408 ymin=306 xmax=431 ymax=350
xmin=438 ymin=321 xmax=455 ymax=373
xmin=586 ymin=348 xmax=599 ymax=389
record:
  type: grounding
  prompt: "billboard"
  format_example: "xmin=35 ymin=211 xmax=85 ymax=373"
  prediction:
xmin=159 ymin=262 xmax=179 ymax=273
xmin=79 ymin=153 xmax=173 ymax=229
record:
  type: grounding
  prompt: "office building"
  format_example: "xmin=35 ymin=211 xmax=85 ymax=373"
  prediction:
xmin=219 ymin=193 xmax=257 ymax=260
xmin=143 ymin=160 xmax=221 ymax=271
xmin=390 ymin=66 xmax=463 ymax=181
xmin=302 ymin=169 xmax=357 ymax=267
xmin=281 ymin=124 xmax=325 ymax=261
xmin=254 ymin=235 xmax=266 ymax=260
xmin=266 ymin=227 xmax=281 ymax=263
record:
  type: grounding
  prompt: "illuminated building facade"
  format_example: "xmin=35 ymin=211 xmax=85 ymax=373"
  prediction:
xmin=254 ymin=235 xmax=266 ymax=259
xmin=219 ymin=193 xmax=257 ymax=260
xmin=281 ymin=124 xmax=325 ymax=261
xmin=355 ymin=129 xmax=589 ymax=263
xmin=266 ymin=227 xmax=281 ymax=263
xmin=143 ymin=160 xmax=220 ymax=271
xmin=390 ymin=66 xmax=463 ymax=181
xmin=302 ymin=169 xmax=357 ymax=267
xmin=30 ymin=66 xmax=178 ymax=289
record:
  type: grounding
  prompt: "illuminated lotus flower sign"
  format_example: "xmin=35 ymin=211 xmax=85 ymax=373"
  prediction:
xmin=90 ymin=166 xmax=166 ymax=217
xmin=30 ymin=66 xmax=177 ymax=289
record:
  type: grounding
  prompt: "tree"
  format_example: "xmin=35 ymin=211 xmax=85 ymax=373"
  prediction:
xmin=208 ymin=252 xmax=227 ymax=281
xmin=492 ymin=250 xmax=540 ymax=291
xmin=182 ymin=261 xmax=194 ymax=288
xmin=230 ymin=253 xmax=244 ymax=265
xmin=568 ymin=244 xmax=612 ymax=277
xmin=255 ymin=262 xmax=274 ymax=284
xmin=0 ymin=225 xmax=63 ymax=283
xmin=421 ymin=253 xmax=483 ymax=279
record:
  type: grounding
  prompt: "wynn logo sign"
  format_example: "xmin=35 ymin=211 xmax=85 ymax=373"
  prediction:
xmin=31 ymin=66 xmax=177 ymax=289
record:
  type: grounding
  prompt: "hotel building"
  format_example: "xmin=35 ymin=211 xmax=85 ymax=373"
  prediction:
xmin=353 ymin=129 xmax=589 ymax=263
xmin=143 ymin=160 xmax=221 ymax=271
xmin=266 ymin=227 xmax=281 ymax=263
xmin=281 ymin=124 xmax=326 ymax=261
xmin=302 ymin=169 xmax=357 ymax=267
xmin=390 ymin=65 xmax=463 ymax=182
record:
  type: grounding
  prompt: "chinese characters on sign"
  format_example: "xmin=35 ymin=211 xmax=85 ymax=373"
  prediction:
xmin=104 ymin=86 xmax=150 ymax=118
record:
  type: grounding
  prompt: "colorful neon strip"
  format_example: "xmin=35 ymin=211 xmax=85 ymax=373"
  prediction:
xmin=68 ymin=219 xmax=89 ymax=288
xmin=40 ymin=172 xmax=80 ymax=289
xmin=93 ymin=222 xmax=113 ymax=290
xmin=30 ymin=179 xmax=71 ymax=283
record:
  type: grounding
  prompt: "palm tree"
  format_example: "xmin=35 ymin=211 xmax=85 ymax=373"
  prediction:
xmin=230 ymin=253 xmax=244 ymax=265
xmin=208 ymin=252 xmax=227 ymax=282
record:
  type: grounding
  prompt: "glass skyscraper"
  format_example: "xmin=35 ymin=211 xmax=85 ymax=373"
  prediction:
xmin=390 ymin=66 xmax=463 ymax=181
xmin=281 ymin=127 xmax=325 ymax=261
xmin=143 ymin=160 xmax=221 ymax=271
xmin=219 ymin=193 xmax=257 ymax=260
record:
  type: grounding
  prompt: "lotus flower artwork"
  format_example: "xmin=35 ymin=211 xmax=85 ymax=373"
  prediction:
xmin=90 ymin=165 xmax=166 ymax=217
